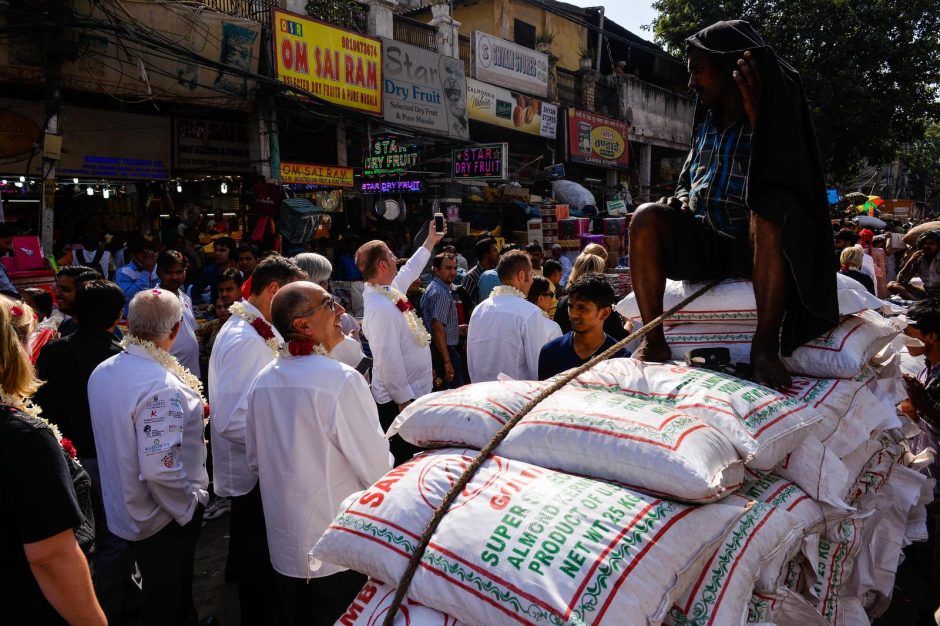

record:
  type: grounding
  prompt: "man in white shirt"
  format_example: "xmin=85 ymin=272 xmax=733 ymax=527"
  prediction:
xmin=357 ymin=221 xmax=444 ymax=464
xmin=88 ymin=288 xmax=208 ymax=625
xmin=157 ymin=250 xmax=200 ymax=376
xmin=468 ymin=250 xmax=562 ymax=382
xmin=208 ymin=255 xmax=306 ymax=624
xmin=247 ymin=281 xmax=392 ymax=624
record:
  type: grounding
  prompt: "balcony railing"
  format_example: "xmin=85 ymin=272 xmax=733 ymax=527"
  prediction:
xmin=459 ymin=35 xmax=470 ymax=77
xmin=594 ymin=81 xmax=620 ymax=118
xmin=196 ymin=0 xmax=279 ymax=25
xmin=393 ymin=15 xmax=437 ymax=52
xmin=556 ymin=69 xmax=578 ymax=108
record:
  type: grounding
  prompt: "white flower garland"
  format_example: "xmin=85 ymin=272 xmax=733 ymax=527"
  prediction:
xmin=369 ymin=284 xmax=431 ymax=347
xmin=229 ymin=301 xmax=280 ymax=357
xmin=1 ymin=390 xmax=62 ymax=441
xmin=490 ymin=285 xmax=526 ymax=299
xmin=121 ymin=335 xmax=207 ymax=406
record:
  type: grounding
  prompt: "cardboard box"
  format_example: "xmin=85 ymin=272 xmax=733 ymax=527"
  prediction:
xmin=450 ymin=221 xmax=471 ymax=237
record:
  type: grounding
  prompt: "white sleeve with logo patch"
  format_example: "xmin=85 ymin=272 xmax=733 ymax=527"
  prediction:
xmin=136 ymin=388 xmax=200 ymax=525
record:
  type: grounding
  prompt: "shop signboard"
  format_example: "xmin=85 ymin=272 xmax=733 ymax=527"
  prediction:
xmin=381 ymin=38 xmax=468 ymax=139
xmin=279 ymin=161 xmax=354 ymax=187
xmin=272 ymin=9 xmax=382 ymax=114
xmin=566 ymin=109 xmax=630 ymax=170
xmin=471 ymin=32 xmax=548 ymax=98
xmin=361 ymin=180 xmax=423 ymax=193
xmin=363 ymin=136 xmax=420 ymax=177
xmin=174 ymin=118 xmax=251 ymax=173
xmin=466 ymin=78 xmax=557 ymax=138
xmin=1 ymin=2 xmax=261 ymax=110
xmin=452 ymin=143 xmax=508 ymax=180
xmin=0 ymin=100 xmax=172 ymax=180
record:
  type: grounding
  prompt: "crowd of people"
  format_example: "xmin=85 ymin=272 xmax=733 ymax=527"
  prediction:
xmin=0 ymin=215 xmax=638 ymax=625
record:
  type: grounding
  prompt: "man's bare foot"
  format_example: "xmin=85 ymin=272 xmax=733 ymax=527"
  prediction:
xmin=751 ymin=349 xmax=792 ymax=391
xmin=633 ymin=337 xmax=672 ymax=363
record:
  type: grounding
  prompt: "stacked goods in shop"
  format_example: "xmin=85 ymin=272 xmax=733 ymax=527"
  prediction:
xmin=316 ymin=281 xmax=927 ymax=626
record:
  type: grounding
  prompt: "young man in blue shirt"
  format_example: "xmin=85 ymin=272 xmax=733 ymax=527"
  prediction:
xmin=538 ymin=274 xmax=626 ymax=380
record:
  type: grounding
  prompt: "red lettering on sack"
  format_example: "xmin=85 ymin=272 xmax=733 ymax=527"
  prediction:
xmin=490 ymin=467 xmax=543 ymax=510
xmin=357 ymin=459 xmax=421 ymax=508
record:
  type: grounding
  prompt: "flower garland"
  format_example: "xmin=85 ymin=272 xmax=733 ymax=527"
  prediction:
xmin=229 ymin=301 xmax=280 ymax=357
xmin=0 ymin=391 xmax=77 ymax=460
xmin=369 ymin=284 xmax=431 ymax=347
xmin=490 ymin=285 xmax=526 ymax=299
xmin=121 ymin=335 xmax=208 ymax=407
xmin=285 ymin=338 xmax=331 ymax=358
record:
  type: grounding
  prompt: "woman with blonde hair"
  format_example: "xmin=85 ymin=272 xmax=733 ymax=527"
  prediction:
xmin=565 ymin=252 xmax=606 ymax=289
xmin=555 ymin=253 xmax=628 ymax=340
xmin=0 ymin=296 xmax=105 ymax=624
xmin=839 ymin=246 xmax=876 ymax=295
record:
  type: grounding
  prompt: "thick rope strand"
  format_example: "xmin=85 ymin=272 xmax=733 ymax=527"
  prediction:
xmin=381 ymin=280 xmax=720 ymax=626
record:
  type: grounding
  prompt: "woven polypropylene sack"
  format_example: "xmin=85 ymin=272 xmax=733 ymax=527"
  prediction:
xmin=392 ymin=378 xmax=745 ymax=503
xmin=666 ymin=499 xmax=802 ymax=626
xmin=660 ymin=312 xmax=899 ymax=379
xmin=311 ymin=449 xmax=744 ymax=626
xmin=573 ymin=360 xmax=822 ymax=470
xmin=336 ymin=579 xmax=463 ymax=626
xmin=615 ymin=274 xmax=884 ymax=326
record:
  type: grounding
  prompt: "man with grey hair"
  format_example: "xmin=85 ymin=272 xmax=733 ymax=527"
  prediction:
xmin=246 ymin=281 xmax=391 ymax=623
xmin=294 ymin=252 xmax=365 ymax=367
xmin=88 ymin=288 xmax=209 ymax=625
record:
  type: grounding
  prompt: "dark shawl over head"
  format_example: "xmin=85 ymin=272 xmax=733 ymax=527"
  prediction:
xmin=687 ymin=20 xmax=839 ymax=355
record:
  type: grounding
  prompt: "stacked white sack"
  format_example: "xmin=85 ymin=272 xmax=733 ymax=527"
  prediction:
xmin=322 ymin=277 xmax=925 ymax=626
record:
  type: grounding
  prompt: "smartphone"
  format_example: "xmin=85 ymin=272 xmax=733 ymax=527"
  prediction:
xmin=434 ymin=212 xmax=445 ymax=234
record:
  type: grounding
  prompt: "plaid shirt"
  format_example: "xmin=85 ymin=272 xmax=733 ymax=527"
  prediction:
xmin=420 ymin=277 xmax=459 ymax=346
xmin=462 ymin=264 xmax=484 ymax=309
xmin=676 ymin=110 xmax=752 ymax=238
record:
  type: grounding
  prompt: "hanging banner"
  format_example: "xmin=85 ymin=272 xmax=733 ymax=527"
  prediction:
xmin=174 ymin=118 xmax=251 ymax=173
xmin=566 ymin=109 xmax=630 ymax=170
xmin=466 ymin=78 xmax=556 ymax=138
xmin=363 ymin=136 xmax=420 ymax=177
xmin=272 ymin=9 xmax=382 ymax=114
xmin=471 ymin=32 xmax=548 ymax=98
xmin=279 ymin=162 xmax=354 ymax=187
xmin=381 ymin=38 xmax=469 ymax=139
xmin=452 ymin=143 xmax=508 ymax=180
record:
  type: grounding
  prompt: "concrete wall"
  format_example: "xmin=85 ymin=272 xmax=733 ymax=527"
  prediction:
xmin=452 ymin=0 xmax=586 ymax=72
xmin=622 ymin=77 xmax=694 ymax=151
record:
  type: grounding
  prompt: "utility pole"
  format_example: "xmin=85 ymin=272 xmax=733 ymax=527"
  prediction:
xmin=39 ymin=0 xmax=74 ymax=254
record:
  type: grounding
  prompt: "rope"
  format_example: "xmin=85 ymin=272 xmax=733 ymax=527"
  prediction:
xmin=381 ymin=279 xmax=721 ymax=626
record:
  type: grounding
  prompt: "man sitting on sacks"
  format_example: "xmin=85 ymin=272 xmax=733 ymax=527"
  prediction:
xmin=629 ymin=20 xmax=838 ymax=390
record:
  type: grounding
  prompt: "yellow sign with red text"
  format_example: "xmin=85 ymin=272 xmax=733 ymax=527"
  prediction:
xmin=279 ymin=162 xmax=354 ymax=187
xmin=272 ymin=9 xmax=382 ymax=114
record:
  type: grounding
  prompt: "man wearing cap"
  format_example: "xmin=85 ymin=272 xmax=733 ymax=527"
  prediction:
xmin=890 ymin=231 xmax=940 ymax=300
xmin=628 ymin=20 xmax=838 ymax=390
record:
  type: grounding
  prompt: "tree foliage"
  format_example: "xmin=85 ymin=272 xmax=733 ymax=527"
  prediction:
xmin=901 ymin=121 xmax=940 ymax=203
xmin=650 ymin=0 xmax=940 ymax=184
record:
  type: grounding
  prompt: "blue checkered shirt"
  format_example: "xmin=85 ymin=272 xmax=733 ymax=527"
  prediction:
xmin=420 ymin=277 xmax=459 ymax=346
xmin=676 ymin=110 xmax=752 ymax=238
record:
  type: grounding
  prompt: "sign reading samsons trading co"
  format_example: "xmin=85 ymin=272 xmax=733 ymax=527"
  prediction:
xmin=381 ymin=38 xmax=468 ymax=139
xmin=471 ymin=32 xmax=548 ymax=98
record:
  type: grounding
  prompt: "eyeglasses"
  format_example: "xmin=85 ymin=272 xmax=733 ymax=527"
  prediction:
xmin=294 ymin=297 xmax=337 ymax=320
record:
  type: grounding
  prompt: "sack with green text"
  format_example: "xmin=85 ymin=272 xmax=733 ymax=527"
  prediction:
xmin=615 ymin=274 xmax=885 ymax=326
xmin=572 ymin=360 xmax=823 ymax=470
xmin=392 ymin=379 xmax=744 ymax=503
xmin=336 ymin=578 xmax=462 ymax=626
xmin=665 ymin=499 xmax=802 ymax=626
xmin=311 ymin=449 xmax=744 ymax=626
xmin=660 ymin=311 xmax=899 ymax=379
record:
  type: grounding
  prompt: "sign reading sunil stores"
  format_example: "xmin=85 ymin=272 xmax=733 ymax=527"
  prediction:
xmin=381 ymin=38 xmax=468 ymax=140
xmin=471 ymin=32 xmax=548 ymax=98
